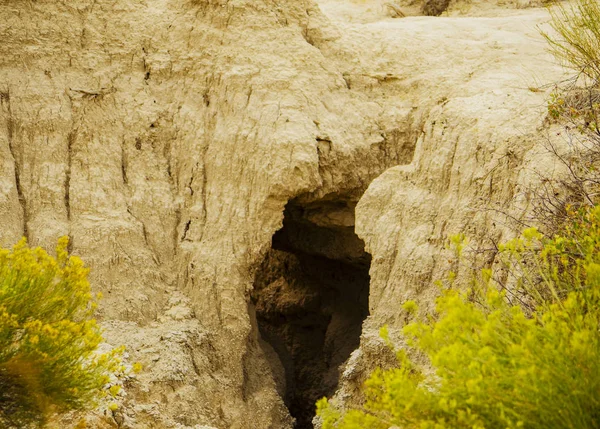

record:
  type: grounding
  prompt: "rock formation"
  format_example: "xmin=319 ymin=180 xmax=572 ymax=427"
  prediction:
xmin=0 ymin=0 xmax=565 ymax=427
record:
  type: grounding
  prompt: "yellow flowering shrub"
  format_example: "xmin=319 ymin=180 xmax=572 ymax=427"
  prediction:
xmin=317 ymin=206 xmax=600 ymax=429
xmin=0 ymin=238 xmax=123 ymax=428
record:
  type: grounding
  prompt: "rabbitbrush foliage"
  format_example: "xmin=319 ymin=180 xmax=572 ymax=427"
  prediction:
xmin=0 ymin=238 xmax=123 ymax=428
xmin=316 ymin=4 xmax=600 ymax=426
xmin=317 ymin=204 xmax=600 ymax=428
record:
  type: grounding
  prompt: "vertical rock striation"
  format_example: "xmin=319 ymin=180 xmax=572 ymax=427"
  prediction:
xmin=0 ymin=0 xmax=415 ymax=427
xmin=0 ymin=0 xmax=567 ymax=427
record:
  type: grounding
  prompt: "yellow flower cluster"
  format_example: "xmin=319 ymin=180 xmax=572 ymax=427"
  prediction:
xmin=318 ymin=206 xmax=600 ymax=429
xmin=0 ymin=237 xmax=124 ymax=427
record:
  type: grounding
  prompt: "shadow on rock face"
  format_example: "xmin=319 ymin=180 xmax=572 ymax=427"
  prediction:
xmin=421 ymin=0 xmax=451 ymax=16
xmin=252 ymin=199 xmax=370 ymax=429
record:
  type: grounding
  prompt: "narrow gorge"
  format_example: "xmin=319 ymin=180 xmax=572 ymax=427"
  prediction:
xmin=0 ymin=0 xmax=567 ymax=427
xmin=253 ymin=198 xmax=370 ymax=427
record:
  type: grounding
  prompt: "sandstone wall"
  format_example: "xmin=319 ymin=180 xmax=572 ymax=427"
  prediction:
xmin=0 ymin=0 xmax=565 ymax=427
xmin=316 ymin=3 xmax=567 ymax=412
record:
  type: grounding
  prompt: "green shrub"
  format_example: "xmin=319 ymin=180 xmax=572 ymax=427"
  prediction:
xmin=535 ymin=0 xmax=600 ymax=236
xmin=317 ymin=205 xmax=600 ymax=428
xmin=543 ymin=0 xmax=600 ymax=137
xmin=316 ymin=5 xmax=600 ymax=427
xmin=542 ymin=0 xmax=600 ymax=82
xmin=0 ymin=238 xmax=123 ymax=428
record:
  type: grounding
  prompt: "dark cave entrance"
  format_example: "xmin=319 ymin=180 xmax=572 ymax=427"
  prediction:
xmin=251 ymin=198 xmax=371 ymax=429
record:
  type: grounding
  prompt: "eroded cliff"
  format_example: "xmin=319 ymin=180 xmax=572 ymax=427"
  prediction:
xmin=0 ymin=0 xmax=565 ymax=427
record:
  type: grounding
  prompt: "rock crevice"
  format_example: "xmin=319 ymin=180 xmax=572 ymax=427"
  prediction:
xmin=0 ymin=0 xmax=565 ymax=427
xmin=252 ymin=198 xmax=370 ymax=428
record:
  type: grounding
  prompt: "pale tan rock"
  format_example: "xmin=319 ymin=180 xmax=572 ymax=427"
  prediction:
xmin=314 ymin=1 xmax=568 ymax=418
xmin=0 ymin=0 xmax=568 ymax=427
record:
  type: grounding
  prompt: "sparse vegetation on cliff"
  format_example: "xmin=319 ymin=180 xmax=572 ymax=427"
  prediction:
xmin=315 ymin=3 xmax=600 ymax=427
xmin=317 ymin=204 xmax=600 ymax=428
xmin=0 ymin=238 xmax=123 ymax=428
xmin=542 ymin=0 xmax=600 ymax=83
xmin=540 ymin=0 xmax=600 ymax=231
xmin=544 ymin=0 xmax=600 ymax=138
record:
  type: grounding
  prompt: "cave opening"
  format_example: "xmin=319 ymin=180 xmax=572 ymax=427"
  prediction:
xmin=251 ymin=198 xmax=371 ymax=429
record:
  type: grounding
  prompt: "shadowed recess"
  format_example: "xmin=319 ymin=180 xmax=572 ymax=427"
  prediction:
xmin=252 ymin=198 xmax=370 ymax=428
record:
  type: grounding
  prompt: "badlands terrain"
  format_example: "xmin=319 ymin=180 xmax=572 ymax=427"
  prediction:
xmin=0 ymin=0 xmax=566 ymax=427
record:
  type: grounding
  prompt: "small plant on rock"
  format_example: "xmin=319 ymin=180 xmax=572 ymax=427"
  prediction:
xmin=542 ymin=0 xmax=600 ymax=83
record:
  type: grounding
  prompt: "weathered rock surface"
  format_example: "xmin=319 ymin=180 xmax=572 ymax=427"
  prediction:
xmin=316 ymin=0 xmax=566 ymax=416
xmin=0 ymin=0 xmax=565 ymax=427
